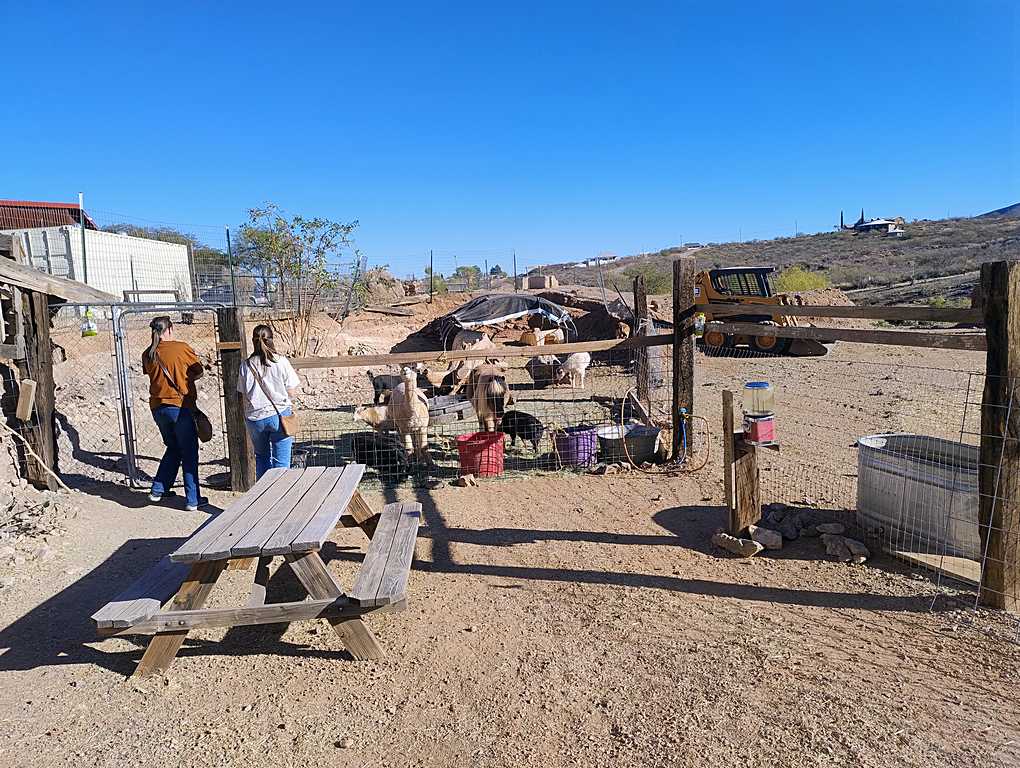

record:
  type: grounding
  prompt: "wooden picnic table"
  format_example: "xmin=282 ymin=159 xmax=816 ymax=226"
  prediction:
xmin=92 ymin=465 xmax=421 ymax=677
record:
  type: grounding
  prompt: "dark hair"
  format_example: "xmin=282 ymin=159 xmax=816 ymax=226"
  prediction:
xmin=250 ymin=324 xmax=277 ymax=366
xmin=144 ymin=316 xmax=172 ymax=366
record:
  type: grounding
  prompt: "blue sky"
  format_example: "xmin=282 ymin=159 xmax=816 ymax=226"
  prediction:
xmin=2 ymin=1 xmax=1016 ymax=276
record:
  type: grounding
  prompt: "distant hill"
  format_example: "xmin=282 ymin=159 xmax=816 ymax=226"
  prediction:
xmin=541 ymin=214 xmax=1019 ymax=297
xmin=977 ymin=203 xmax=1020 ymax=218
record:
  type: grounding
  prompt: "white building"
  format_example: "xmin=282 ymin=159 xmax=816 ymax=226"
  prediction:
xmin=1 ymin=225 xmax=192 ymax=302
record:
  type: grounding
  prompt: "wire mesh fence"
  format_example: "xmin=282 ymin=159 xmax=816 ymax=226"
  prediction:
xmin=290 ymin=339 xmax=690 ymax=487
xmin=698 ymin=339 xmax=1020 ymax=640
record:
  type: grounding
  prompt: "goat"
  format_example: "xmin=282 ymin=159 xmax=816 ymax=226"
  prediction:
xmin=354 ymin=403 xmax=395 ymax=432
xmin=525 ymin=354 xmax=560 ymax=389
xmin=555 ymin=352 xmax=591 ymax=389
xmin=462 ymin=363 xmax=514 ymax=432
xmin=387 ymin=366 xmax=431 ymax=462
xmin=366 ymin=370 xmax=401 ymax=404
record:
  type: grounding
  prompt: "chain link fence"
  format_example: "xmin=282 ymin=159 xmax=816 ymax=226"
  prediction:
xmin=50 ymin=304 xmax=229 ymax=490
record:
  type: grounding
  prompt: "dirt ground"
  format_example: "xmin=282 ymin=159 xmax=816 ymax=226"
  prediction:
xmin=1 ymin=469 xmax=1018 ymax=768
xmin=2 ymin=293 xmax=1016 ymax=767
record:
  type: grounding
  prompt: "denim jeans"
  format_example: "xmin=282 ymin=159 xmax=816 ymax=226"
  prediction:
xmin=150 ymin=405 xmax=200 ymax=507
xmin=246 ymin=409 xmax=294 ymax=479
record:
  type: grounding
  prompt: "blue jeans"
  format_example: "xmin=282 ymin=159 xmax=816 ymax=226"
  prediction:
xmin=246 ymin=410 xmax=294 ymax=479
xmin=151 ymin=405 xmax=200 ymax=507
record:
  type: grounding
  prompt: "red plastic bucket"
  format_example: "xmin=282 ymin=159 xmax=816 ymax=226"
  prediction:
xmin=456 ymin=432 xmax=505 ymax=477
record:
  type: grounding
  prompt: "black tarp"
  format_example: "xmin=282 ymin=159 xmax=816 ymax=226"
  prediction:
xmin=419 ymin=294 xmax=575 ymax=347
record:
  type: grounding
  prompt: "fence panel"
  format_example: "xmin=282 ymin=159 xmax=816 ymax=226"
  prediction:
xmin=50 ymin=305 xmax=127 ymax=485
xmin=117 ymin=306 xmax=229 ymax=488
xmin=700 ymin=340 xmax=1020 ymax=640
xmin=291 ymin=342 xmax=684 ymax=487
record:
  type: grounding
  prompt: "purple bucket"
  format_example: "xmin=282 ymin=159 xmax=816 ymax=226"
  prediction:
xmin=553 ymin=425 xmax=598 ymax=467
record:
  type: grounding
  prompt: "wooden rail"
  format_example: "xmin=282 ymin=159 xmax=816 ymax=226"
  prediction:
xmin=291 ymin=333 xmax=674 ymax=370
xmin=706 ymin=321 xmax=987 ymax=351
xmin=705 ymin=302 xmax=981 ymax=324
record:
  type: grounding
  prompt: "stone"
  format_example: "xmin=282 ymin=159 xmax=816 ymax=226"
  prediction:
xmin=335 ymin=737 xmax=354 ymax=749
xmin=843 ymin=537 xmax=870 ymax=564
xmin=815 ymin=523 xmax=845 ymax=535
xmin=747 ymin=524 xmax=783 ymax=551
xmin=821 ymin=534 xmax=853 ymax=562
xmin=778 ymin=515 xmax=802 ymax=541
xmin=711 ymin=531 xmax=764 ymax=558
xmin=452 ymin=475 xmax=478 ymax=488
xmin=0 ymin=544 xmax=15 ymax=561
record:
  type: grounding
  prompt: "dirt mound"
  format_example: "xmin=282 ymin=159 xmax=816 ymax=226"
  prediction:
xmin=361 ymin=268 xmax=405 ymax=304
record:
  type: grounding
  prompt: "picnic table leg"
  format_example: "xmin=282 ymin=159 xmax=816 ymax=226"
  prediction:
xmin=133 ymin=560 xmax=227 ymax=678
xmin=247 ymin=556 xmax=272 ymax=607
xmin=285 ymin=551 xmax=384 ymax=660
xmin=347 ymin=491 xmax=381 ymax=539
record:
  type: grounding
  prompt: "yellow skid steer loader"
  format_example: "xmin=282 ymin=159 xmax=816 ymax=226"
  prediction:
xmin=694 ymin=267 xmax=829 ymax=356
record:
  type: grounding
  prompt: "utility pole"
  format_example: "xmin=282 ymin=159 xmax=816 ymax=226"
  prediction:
xmin=429 ymin=249 xmax=434 ymax=302
xmin=225 ymin=226 xmax=238 ymax=306
xmin=77 ymin=192 xmax=89 ymax=285
xmin=512 ymin=250 xmax=518 ymax=293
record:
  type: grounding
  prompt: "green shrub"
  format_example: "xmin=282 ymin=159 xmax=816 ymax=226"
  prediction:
xmin=775 ymin=266 xmax=831 ymax=293
xmin=622 ymin=263 xmax=671 ymax=293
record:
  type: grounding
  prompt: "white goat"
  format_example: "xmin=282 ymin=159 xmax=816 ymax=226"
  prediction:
xmin=556 ymin=352 xmax=591 ymax=389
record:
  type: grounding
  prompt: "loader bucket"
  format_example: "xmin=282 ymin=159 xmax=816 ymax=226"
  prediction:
xmin=787 ymin=338 xmax=830 ymax=356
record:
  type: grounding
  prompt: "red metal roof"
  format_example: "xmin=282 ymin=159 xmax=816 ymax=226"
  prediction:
xmin=0 ymin=199 xmax=97 ymax=230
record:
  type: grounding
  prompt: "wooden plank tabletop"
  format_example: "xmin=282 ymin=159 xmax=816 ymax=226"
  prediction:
xmin=170 ymin=465 xmax=366 ymax=563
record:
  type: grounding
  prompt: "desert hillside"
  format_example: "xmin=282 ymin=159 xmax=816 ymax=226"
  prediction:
xmin=541 ymin=210 xmax=1019 ymax=303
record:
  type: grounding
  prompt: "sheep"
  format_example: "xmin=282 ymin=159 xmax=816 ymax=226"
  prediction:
xmin=387 ymin=366 xmax=431 ymax=462
xmin=555 ymin=352 xmax=591 ymax=389
xmin=354 ymin=403 xmax=395 ymax=432
xmin=462 ymin=363 xmax=514 ymax=432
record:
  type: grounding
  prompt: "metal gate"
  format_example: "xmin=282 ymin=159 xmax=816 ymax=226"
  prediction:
xmin=115 ymin=305 xmax=229 ymax=488
xmin=51 ymin=303 xmax=229 ymax=489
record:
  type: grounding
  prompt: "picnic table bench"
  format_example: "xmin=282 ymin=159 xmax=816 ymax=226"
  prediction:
xmin=91 ymin=465 xmax=421 ymax=677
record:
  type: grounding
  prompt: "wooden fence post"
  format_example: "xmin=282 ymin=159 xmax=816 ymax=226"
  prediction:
xmin=978 ymin=260 xmax=1020 ymax=611
xmin=16 ymin=290 xmax=57 ymax=490
xmin=633 ymin=275 xmax=649 ymax=404
xmin=672 ymin=256 xmax=696 ymax=457
xmin=217 ymin=307 xmax=255 ymax=492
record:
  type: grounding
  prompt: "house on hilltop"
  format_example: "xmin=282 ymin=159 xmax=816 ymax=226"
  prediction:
xmin=840 ymin=209 xmax=906 ymax=236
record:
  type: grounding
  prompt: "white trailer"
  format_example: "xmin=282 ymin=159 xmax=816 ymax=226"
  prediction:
xmin=1 ymin=225 xmax=193 ymax=302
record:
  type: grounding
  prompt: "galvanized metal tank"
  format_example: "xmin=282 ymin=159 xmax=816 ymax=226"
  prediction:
xmin=856 ymin=433 xmax=981 ymax=560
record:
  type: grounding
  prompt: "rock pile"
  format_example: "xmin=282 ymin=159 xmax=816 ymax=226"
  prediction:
xmin=0 ymin=479 xmax=79 ymax=588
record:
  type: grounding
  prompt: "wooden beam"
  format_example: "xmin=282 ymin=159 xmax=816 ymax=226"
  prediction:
xmin=722 ymin=390 xmax=735 ymax=525
xmin=672 ymin=257 xmax=696 ymax=457
xmin=362 ymin=305 xmax=414 ymax=317
xmin=217 ymin=307 xmax=256 ymax=492
xmin=705 ymin=321 xmax=986 ymax=351
xmin=112 ymin=597 xmax=378 ymax=634
xmin=16 ymin=291 xmax=57 ymax=490
xmin=0 ymin=253 xmax=118 ymax=303
xmin=286 ymin=552 xmax=384 ymax=660
xmin=706 ymin=302 xmax=982 ymax=324
xmin=633 ymin=275 xmax=649 ymax=404
xmin=291 ymin=332 xmax=675 ymax=371
xmin=978 ymin=260 xmax=1020 ymax=611
xmin=133 ymin=560 xmax=226 ymax=677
